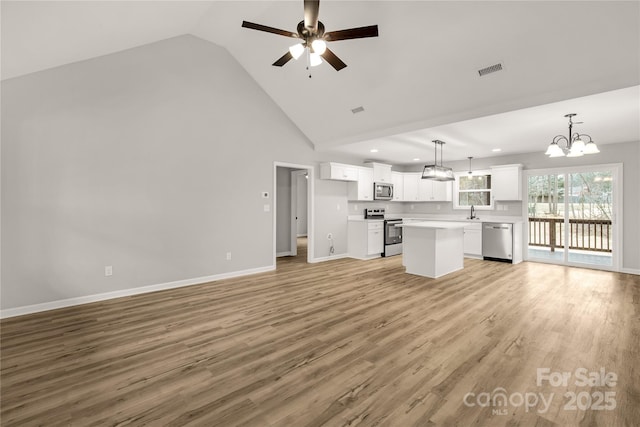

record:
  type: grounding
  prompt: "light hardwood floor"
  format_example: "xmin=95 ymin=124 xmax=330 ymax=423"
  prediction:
xmin=1 ymin=243 xmax=639 ymax=426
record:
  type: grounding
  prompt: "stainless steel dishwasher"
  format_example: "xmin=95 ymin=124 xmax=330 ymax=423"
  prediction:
xmin=482 ymin=222 xmax=513 ymax=262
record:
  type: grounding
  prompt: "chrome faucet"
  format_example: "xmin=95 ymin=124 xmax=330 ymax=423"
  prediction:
xmin=469 ymin=205 xmax=476 ymax=219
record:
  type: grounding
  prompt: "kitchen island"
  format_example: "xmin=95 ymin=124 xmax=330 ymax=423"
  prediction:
xmin=399 ymin=221 xmax=467 ymax=278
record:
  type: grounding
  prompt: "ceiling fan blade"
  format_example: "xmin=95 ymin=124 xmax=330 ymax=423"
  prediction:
xmin=320 ymin=47 xmax=347 ymax=71
xmin=325 ymin=25 xmax=379 ymax=42
xmin=273 ymin=51 xmax=294 ymax=67
xmin=241 ymin=21 xmax=299 ymax=38
xmin=304 ymin=0 xmax=320 ymax=32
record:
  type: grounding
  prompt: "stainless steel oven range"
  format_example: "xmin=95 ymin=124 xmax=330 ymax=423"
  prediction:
xmin=383 ymin=218 xmax=403 ymax=257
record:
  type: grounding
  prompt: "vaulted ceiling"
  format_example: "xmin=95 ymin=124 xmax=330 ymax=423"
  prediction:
xmin=2 ymin=1 xmax=639 ymax=164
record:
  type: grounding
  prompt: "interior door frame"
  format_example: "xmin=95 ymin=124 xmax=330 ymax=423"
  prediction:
xmin=523 ymin=163 xmax=623 ymax=272
xmin=273 ymin=162 xmax=314 ymax=263
xmin=290 ymin=169 xmax=309 ymax=256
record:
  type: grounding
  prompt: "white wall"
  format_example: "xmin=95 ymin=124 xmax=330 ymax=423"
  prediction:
xmin=1 ymin=35 xmax=341 ymax=311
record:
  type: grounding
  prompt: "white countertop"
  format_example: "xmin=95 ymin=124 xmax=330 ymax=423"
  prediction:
xmin=348 ymin=214 xmax=524 ymax=223
xmin=394 ymin=214 xmax=524 ymax=224
xmin=398 ymin=221 xmax=467 ymax=229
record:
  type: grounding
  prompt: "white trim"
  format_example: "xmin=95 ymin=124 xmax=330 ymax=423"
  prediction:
xmin=453 ymin=169 xmax=493 ymax=210
xmin=290 ymin=170 xmax=309 ymax=257
xmin=309 ymin=253 xmax=350 ymax=263
xmin=276 ymin=251 xmax=294 ymax=257
xmin=274 ymin=162 xmax=315 ymax=264
xmin=0 ymin=265 xmax=275 ymax=319
xmin=523 ymin=163 xmax=623 ymax=272
xmin=620 ymin=268 xmax=640 ymax=276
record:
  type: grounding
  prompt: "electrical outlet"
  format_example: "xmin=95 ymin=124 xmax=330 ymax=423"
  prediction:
xmin=354 ymin=204 xmax=358 ymax=211
xmin=411 ymin=204 xmax=415 ymax=210
xmin=226 ymin=252 xmax=232 ymax=260
xmin=105 ymin=266 xmax=113 ymax=276
xmin=337 ymin=204 xmax=341 ymax=211
xmin=437 ymin=204 xmax=441 ymax=210
xmin=327 ymin=233 xmax=333 ymax=240
xmin=263 ymin=204 xmax=270 ymax=212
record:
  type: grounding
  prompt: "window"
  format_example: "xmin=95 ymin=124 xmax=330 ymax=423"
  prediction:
xmin=454 ymin=170 xmax=493 ymax=209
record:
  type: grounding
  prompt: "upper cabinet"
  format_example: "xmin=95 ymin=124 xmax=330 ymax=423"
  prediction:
xmin=491 ymin=164 xmax=523 ymax=201
xmin=319 ymin=162 xmax=358 ymax=181
xmin=419 ymin=178 xmax=452 ymax=202
xmin=403 ymin=173 xmax=420 ymax=201
xmin=347 ymin=167 xmax=374 ymax=201
xmin=367 ymin=162 xmax=393 ymax=183
xmin=403 ymin=173 xmax=452 ymax=202
xmin=391 ymin=171 xmax=404 ymax=201
xmin=320 ymin=160 xmax=452 ymax=202
xmin=431 ymin=180 xmax=453 ymax=202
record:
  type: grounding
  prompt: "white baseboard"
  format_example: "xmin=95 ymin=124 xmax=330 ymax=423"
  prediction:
xmin=276 ymin=251 xmax=293 ymax=257
xmin=309 ymin=253 xmax=349 ymax=263
xmin=620 ymin=267 xmax=640 ymax=275
xmin=0 ymin=265 xmax=275 ymax=319
xmin=346 ymin=254 xmax=382 ymax=261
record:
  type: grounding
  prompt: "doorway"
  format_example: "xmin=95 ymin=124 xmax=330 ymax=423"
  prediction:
xmin=274 ymin=162 xmax=314 ymax=264
xmin=525 ymin=164 xmax=622 ymax=271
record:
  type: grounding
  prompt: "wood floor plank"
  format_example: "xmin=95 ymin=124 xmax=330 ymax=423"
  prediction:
xmin=1 ymin=240 xmax=639 ymax=426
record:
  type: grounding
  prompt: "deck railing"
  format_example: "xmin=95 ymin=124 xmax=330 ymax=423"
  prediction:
xmin=528 ymin=217 xmax=612 ymax=253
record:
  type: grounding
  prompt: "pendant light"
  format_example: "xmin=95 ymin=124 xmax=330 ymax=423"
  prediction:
xmin=422 ymin=140 xmax=454 ymax=181
xmin=467 ymin=156 xmax=473 ymax=174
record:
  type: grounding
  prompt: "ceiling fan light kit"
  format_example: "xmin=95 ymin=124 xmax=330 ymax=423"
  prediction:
xmin=289 ymin=43 xmax=305 ymax=60
xmin=241 ymin=0 xmax=378 ymax=75
xmin=545 ymin=113 xmax=599 ymax=158
xmin=422 ymin=140 xmax=455 ymax=181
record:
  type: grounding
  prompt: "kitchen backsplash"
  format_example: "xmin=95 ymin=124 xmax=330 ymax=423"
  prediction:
xmin=346 ymin=201 xmax=523 ymax=217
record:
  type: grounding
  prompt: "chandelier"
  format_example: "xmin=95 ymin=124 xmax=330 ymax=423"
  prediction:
xmin=545 ymin=113 xmax=599 ymax=157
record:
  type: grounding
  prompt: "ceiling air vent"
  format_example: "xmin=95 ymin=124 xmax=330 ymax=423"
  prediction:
xmin=351 ymin=106 xmax=365 ymax=114
xmin=478 ymin=63 xmax=503 ymax=77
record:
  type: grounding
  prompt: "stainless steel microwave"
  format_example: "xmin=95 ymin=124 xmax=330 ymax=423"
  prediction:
xmin=374 ymin=182 xmax=394 ymax=200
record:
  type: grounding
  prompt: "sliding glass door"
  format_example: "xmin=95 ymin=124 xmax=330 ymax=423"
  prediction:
xmin=528 ymin=173 xmax=566 ymax=263
xmin=526 ymin=165 xmax=620 ymax=270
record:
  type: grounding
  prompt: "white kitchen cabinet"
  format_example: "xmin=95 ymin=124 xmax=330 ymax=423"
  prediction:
xmin=403 ymin=173 xmax=420 ymax=201
xmin=348 ymin=220 xmax=384 ymax=259
xmin=391 ymin=171 xmax=404 ymax=201
xmin=319 ymin=162 xmax=358 ymax=181
xmin=491 ymin=164 xmax=523 ymax=201
xmin=347 ymin=167 xmax=374 ymax=201
xmin=463 ymin=222 xmax=482 ymax=258
xmin=417 ymin=176 xmax=453 ymax=201
xmin=432 ymin=180 xmax=453 ymax=201
xmin=367 ymin=222 xmax=384 ymax=255
xmin=417 ymin=176 xmax=432 ymax=201
xmin=368 ymin=162 xmax=393 ymax=183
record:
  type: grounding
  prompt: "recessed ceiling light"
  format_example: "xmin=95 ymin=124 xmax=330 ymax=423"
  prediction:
xmin=370 ymin=149 xmax=378 ymax=153
xmin=413 ymin=158 xmax=421 ymax=161
xmin=492 ymin=148 xmax=502 ymax=152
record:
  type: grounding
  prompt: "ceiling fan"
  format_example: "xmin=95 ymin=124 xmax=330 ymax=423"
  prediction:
xmin=241 ymin=0 xmax=378 ymax=72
